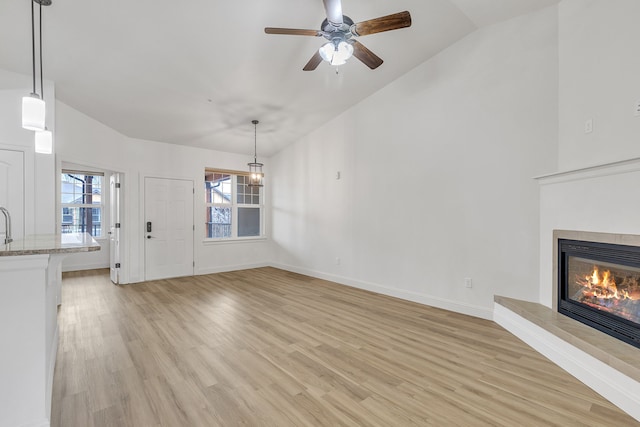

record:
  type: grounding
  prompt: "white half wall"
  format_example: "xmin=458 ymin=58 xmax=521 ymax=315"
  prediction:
xmin=270 ymin=7 xmax=559 ymax=319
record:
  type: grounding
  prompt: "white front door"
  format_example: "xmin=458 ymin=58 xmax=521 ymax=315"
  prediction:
xmin=109 ymin=173 xmax=122 ymax=284
xmin=0 ymin=149 xmax=24 ymax=242
xmin=144 ymin=177 xmax=194 ymax=281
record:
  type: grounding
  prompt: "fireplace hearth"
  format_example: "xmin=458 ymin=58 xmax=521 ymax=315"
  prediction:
xmin=558 ymin=238 xmax=640 ymax=349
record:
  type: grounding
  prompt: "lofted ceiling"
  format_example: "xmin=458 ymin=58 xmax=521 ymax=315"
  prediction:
xmin=0 ymin=0 xmax=559 ymax=157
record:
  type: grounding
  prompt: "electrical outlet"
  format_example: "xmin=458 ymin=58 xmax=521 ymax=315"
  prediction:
xmin=585 ymin=119 xmax=593 ymax=134
xmin=464 ymin=278 xmax=473 ymax=288
xmin=635 ymin=100 xmax=640 ymax=116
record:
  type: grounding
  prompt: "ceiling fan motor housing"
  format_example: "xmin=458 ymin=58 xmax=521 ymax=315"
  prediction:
xmin=321 ymin=15 xmax=354 ymax=40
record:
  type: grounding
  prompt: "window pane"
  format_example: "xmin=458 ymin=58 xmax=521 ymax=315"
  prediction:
xmin=205 ymin=173 xmax=231 ymax=204
xmin=238 ymin=207 xmax=260 ymax=237
xmin=61 ymin=174 xmax=102 ymax=205
xmin=60 ymin=207 xmax=102 ymax=236
xmin=206 ymin=207 xmax=232 ymax=238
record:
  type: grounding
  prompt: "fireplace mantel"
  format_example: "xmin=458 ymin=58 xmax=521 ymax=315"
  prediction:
xmin=535 ymin=156 xmax=640 ymax=184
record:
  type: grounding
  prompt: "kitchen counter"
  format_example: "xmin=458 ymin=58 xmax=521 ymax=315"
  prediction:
xmin=0 ymin=233 xmax=100 ymax=427
xmin=0 ymin=232 xmax=101 ymax=256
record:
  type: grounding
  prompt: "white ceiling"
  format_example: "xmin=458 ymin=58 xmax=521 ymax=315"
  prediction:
xmin=0 ymin=0 xmax=559 ymax=157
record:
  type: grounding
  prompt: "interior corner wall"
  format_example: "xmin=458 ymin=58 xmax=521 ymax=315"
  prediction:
xmin=55 ymin=101 xmax=273 ymax=283
xmin=558 ymin=0 xmax=640 ymax=170
xmin=0 ymin=68 xmax=56 ymax=237
xmin=270 ymin=7 xmax=559 ymax=319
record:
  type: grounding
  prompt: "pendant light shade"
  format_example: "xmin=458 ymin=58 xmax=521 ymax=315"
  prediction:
xmin=248 ymin=120 xmax=264 ymax=187
xmin=35 ymin=128 xmax=52 ymax=154
xmin=22 ymin=94 xmax=45 ymax=131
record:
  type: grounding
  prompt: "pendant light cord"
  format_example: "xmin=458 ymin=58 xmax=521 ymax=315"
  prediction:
xmin=30 ymin=0 xmax=37 ymax=96
xmin=39 ymin=1 xmax=44 ymax=100
xmin=254 ymin=122 xmax=258 ymax=162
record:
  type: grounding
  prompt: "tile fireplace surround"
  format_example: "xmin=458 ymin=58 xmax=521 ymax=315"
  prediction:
xmin=495 ymin=158 xmax=640 ymax=422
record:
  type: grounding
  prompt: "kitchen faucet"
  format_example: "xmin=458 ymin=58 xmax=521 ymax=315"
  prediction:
xmin=0 ymin=207 xmax=12 ymax=244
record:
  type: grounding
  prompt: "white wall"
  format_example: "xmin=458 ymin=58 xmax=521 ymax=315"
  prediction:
xmin=558 ymin=0 xmax=640 ymax=170
xmin=539 ymin=0 xmax=640 ymax=305
xmin=55 ymin=101 xmax=272 ymax=283
xmin=0 ymin=69 xmax=56 ymax=236
xmin=270 ymin=7 xmax=559 ymax=319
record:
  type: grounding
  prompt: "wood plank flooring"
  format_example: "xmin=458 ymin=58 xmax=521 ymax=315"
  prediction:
xmin=51 ymin=267 xmax=639 ymax=426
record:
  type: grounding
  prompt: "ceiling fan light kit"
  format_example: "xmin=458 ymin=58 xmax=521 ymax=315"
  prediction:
xmin=319 ymin=40 xmax=353 ymax=66
xmin=265 ymin=0 xmax=411 ymax=71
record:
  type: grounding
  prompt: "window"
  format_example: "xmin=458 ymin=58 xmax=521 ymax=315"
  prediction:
xmin=61 ymin=170 xmax=104 ymax=237
xmin=205 ymin=170 xmax=263 ymax=239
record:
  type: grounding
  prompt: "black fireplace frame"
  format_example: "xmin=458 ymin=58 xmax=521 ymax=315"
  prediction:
xmin=558 ymin=238 xmax=640 ymax=349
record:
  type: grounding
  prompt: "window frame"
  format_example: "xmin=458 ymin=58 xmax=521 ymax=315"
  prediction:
xmin=204 ymin=169 xmax=264 ymax=241
xmin=60 ymin=169 xmax=105 ymax=238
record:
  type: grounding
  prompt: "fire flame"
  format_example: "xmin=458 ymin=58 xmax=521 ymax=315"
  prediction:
xmin=577 ymin=266 xmax=640 ymax=301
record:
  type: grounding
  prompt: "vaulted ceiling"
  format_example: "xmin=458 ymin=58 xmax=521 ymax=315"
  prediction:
xmin=0 ymin=0 xmax=559 ymax=157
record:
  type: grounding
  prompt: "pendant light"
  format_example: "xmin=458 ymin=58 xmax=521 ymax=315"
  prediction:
xmin=22 ymin=0 xmax=50 ymax=131
xmin=248 ymin=120 xmax=264 ymax=187
xmin=35 ymin=0 xmax=52 ymax=154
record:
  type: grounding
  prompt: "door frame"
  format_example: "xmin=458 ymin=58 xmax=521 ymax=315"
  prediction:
xmin=109 ymin=173 xmax=122 ymax=284
xmin=57 ymin=157 xmax=130 ymax=283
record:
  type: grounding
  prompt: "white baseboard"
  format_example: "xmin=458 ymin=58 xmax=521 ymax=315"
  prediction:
xmin=62 ymin=262 xmax=109 ymax=273
xmin=494 ymin=304 xmax=640 ymax=422
xmin=196 ymin=262 xmax=270 ymax=276
xmin=19 ymin=419 xmax=50 ymax=427
xmin=271 ymin=262 xmax=493 ymax=320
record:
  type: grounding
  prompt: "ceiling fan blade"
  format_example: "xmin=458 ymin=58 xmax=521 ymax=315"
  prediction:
xmin=351 ymin=40 xmax=383 ymax=70
xmin=352 ymin=11 xmax=412 ymax=36
xmin=264 ymin=27 xmax=321 ymax=36
xmin=303 ymin=51 xmax=323 ymax=71
xmin=322 ymin=0 xmax=344 ymax=27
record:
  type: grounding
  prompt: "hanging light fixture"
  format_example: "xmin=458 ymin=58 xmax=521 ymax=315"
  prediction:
xmin=34 ymin=0 xmax=52 ymax=154
xmin=248 ymin=120 xmax=264 ymax=187
xmin=35 ymin=128 xmax=52 ymax=154
xmin=319 ymin=39 xmax=353 ymax=66
xmin=22 ymin=0 xmax=50 ymax=131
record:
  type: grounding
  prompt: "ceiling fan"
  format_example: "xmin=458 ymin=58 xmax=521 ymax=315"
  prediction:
xmin=265 ymin=0 xmax=412 ymax=71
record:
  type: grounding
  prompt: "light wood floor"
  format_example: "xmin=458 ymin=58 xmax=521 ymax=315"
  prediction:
xmin=52 ymin=268 xmax=639 ymax=426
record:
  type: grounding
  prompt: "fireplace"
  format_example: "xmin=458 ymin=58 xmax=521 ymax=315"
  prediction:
xmin=558 ymin=238 xmax=640 ymax=349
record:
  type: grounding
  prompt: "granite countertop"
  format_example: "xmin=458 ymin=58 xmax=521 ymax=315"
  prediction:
xmin=0 ymin=233 xmax=101 ymax=256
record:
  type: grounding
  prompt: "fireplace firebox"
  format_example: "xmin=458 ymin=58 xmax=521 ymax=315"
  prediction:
xmin=558 ymin=239 xmax=640 ymax=349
